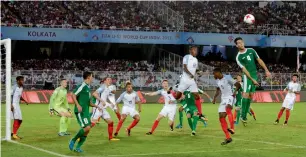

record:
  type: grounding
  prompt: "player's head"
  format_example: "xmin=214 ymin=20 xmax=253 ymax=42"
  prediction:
xmin=16 ymin=76 xmax=24 ymax=86
xmin=213 ymin=68 xmax=222 ymax=79
xmin=292 ymin=74 xmax=299 ymax=82
xmin=126 ymin=82 xmax=133 ymax=93
xmin=162 ymin=79 xmax=168 ymax=89
xmin=60 ymin=79 xmax=67 ymax=88
xmin=83 ymin=71 xmax=93 ymax=84
xmin=236 ymin=74 xmax=242 ymax=82
xmin=234 ymin=37 xmax=245 ymax=50
xmin=104 ymin=77 xmax=112 ymax=86
xmin=189 ymin=45 xmax=198 ymax=57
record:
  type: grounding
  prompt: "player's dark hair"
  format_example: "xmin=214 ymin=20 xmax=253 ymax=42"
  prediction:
xmin=83 ymin=71 xmax=92 ymax=79
xmin=162 ymin=79 xmax=168 ymax=83
xmin=213 ymin=68 xmax=222 ymax=73
xmin=293 ymin=74 xmax=299 ymax=78
xmin=125 ymin=82 xmax=132 ymax=88
xmin=16 ymin=76 xmax=24 ymax=81
xmin=234 ymin=37 xmax=243 ymax=45
xmin=60 ymin=78 xmax=66 ymax=82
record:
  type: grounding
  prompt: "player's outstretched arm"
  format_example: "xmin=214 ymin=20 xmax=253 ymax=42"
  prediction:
xmin=257 ymin=58 xmax=271 ymax=78
xmin=212 ymin=87 xmax=220 ymax=104
xmin=136 ymin=95 xmax=142 ymax=112
xmin=143 ymin=91 xmax=159 ymax=96
xmin=92 ymin=90 xmax=106 ymax=106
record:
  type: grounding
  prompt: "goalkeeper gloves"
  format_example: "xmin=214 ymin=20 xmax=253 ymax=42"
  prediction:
xmin=68 ymin=108 xmax=72 ymax=114
xmin=49 ymin=108 xmax=55 ymax=116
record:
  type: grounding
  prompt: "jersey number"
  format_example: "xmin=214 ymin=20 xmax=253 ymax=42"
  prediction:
xmin=247 ymin=55 xmax=251 ymax=61
xmin=129 ymin=101 xmax=132 ymax=104
xmin=83 ymin=118 xmax=89 ymax=124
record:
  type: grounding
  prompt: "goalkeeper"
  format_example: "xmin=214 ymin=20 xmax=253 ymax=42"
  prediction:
xmin=49 ymin=79 xmax=72 ymax=136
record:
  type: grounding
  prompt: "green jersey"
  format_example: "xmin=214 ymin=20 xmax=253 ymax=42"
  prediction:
xmin=236 ymin=48 xmax=259 ymax=77
xmin=73 ymin=82 xmax=91 ymax=114
xmin=181 ymin=91 xmax=198 ymax=114
xmin=49 ymin=87 xmax=68 ymax=109
xmin=233 ymin=82 xmax=243 ymax=101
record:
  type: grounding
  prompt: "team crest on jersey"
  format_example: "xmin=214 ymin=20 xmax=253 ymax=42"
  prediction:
xmin=193 ymin=63 xmax=197 ymax=68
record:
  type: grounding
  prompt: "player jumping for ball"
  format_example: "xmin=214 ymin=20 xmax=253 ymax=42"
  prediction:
xmin=11 ymin=76 xmax=28 ymax=140
xmin=114 ymin=82 xmax=142 ymax=137
xmin=212 ymin=68 xmax=241 ymax=145
xmin=69 ymin=72 xmax=102 ymax=153
xmin=144 ymin=80 xmax=177 ymax=135
xmin=175 ymin=46 xmax=205 ymax=121
xmin=235 ymin=37 xmax=271 ymax=126
xmin=274 ymin=74 xmax=301 ymax=125
xmin=49 ymin=79 xmax=72 ymax=136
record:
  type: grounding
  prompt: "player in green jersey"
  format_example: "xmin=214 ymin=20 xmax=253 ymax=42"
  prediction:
xmin=235 ymin=37 xmax=271 ymax=126
xmin=176 ymin=89 xmax=208 ymax=129
xmin=69 ymin=72 xmax=102 ymax=153
xmin=49 ymin=79 xmax=72 ymax=136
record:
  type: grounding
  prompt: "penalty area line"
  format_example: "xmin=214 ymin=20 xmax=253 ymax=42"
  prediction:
xmin=8 ymin=140 xmax=71 ymax=157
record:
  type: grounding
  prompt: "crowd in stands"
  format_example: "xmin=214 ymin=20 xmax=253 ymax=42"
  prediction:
xmin=1 ymin=1 xmax=305 ymax=34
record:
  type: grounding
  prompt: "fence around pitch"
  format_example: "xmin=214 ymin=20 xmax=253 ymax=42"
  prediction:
xmin=5 ymin=70 xmax=306 ymax=91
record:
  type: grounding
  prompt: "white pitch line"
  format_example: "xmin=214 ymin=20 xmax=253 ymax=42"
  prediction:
xmin=89 ymin=147 xmax=302 ymax=157
xmin=8 ymin=140 xmax=71 ymax=157
xmin=136 ymin=127 xmax=306 ymax=149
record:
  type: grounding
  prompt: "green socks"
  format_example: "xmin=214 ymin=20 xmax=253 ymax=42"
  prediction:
xmin=76 ymin=136 xmax=87 ymax=149
xmin=72 ymin=128 xmax=85 ymax=142
xmin=179 ymin=111 xmax=183 ymax=126
xmin=192 ymin=116 xmax=199 ymax=131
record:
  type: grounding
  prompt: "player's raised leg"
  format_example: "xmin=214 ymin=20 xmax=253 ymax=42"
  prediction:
xmin=127 ymin=114 xmax=140 ymax=136
xmin=274 ymin=107 xmax=285 ymax=124
xmin=176 ymin=106 xmax=184 ymax=129
xmin=114 ymin=114 xmax=126 ymax=137
xmin=146 ymin=114 xmax=164 ymax=135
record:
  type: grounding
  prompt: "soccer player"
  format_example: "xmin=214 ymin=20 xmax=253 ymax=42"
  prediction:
xmin=106 ymin=84 xmax=121 ymax=120
xmin=274 ymin=74 xmax=301 ymax=125
xmin=235 ymin=37 xmax=271 ymax=126
xmin=144 ymin=80 xmax=177 ymax=135
xmin=114 ymin=82 xmax=142 ymax=137
xmin=176 ymin=88 xmax=208 ymax=129
xmin=212 ymin=68 xmax=241 ymax=145
xmin=49 ymin=79 xmax=72 ymax=136
xmin=11 ymin=76 xmax=28 ymax=140
xmin=91 ymin=77 xmax=119 ymax=141
xmin=175 ymin=46 xmax=204 ymax=119
xmin=69 ymin=72 xmax=102 ymax=153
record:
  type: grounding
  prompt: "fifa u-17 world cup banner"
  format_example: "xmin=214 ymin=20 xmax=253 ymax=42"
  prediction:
xmin=1 ymin=27 xmax=306 ymax=47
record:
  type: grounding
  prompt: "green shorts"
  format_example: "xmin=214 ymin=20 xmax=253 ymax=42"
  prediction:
xmin=242 ymin=74 xmax=258 ymax=93
xmin=235 ymin=98 xmax=242 ymax=107
xmin=75 ymin=112 xmax=91 ymax=128
xmin=182 ymin=103 xmax=198 ymax=116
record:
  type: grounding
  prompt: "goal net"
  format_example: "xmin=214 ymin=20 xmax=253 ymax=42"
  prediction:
xmin=1 ymin=39 xmax=12 ymax=141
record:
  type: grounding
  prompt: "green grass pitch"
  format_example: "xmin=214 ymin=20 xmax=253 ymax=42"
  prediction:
xmin=1 ymin=103 xmax=306 ymax=157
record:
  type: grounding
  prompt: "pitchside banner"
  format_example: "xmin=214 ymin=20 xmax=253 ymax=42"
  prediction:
xmin=2 ymin=27 xmax=306 ymax=47
xmin=21 ymin=90 xmax=301 ymax=104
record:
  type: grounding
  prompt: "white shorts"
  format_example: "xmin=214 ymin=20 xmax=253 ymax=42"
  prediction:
xmin=282 ymin=97 xmax=295 ymax=110
xmin=177 ymin=77 xmax=198 ymax=93
xmin=11 ymin=104 xmax=22 ymax=120
xmin=159 ymin=105 xmax=177 ymax=121
xmin=91 ymin=108 xmax=111 ymax=120
xmin=122 ymin=106 xmax=139 ymax=118
xmin=218 ymin=97 xmax=234 ymax=113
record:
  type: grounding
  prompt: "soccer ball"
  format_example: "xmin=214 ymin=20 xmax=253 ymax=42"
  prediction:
xmin=244 ymin=14 xmax=255 ymax=24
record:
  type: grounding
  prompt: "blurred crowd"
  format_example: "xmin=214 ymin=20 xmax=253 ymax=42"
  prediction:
xmin=12 ymin=59 xmax=157 ymax=72
xmin=1 ymin=1 xmax=305 ymax=34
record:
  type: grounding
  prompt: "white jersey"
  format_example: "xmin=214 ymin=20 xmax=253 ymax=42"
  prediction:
xmin=216 ymin=75 xmax=236 ymax=99
xmin=95 ymin=84 xmax=111 ymax=107
xmin=182 ymin=54 xmax=198 ymax=79
xmin=11 ymin=85 xmax=23 ymax=105
xmin=116 ymin=91 xmax=140 ymax=108
xmin=285 ymin=81 xmax=301 ymax=99
xmin=156 ymin=89 xmax=176 ymax=107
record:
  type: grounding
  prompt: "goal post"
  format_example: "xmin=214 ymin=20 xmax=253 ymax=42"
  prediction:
xmin=1 ymin=38 xmax=12 ymax=141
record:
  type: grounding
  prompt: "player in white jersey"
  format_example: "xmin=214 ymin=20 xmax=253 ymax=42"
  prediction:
xmin=106 ymin=85 xmax=121 ymax=120
xmin=114 ymin=82 xmax=142 ymax=137
xmin=91 ymin=77 xmax=119 ymax=141
xmin=274 ymin=74 xmax=301 ymax=126
xmin=212 ymin=68 xmax=241 ymax=145
xmin=143 ymin=80 xmax=177 ymax=135
xmin=11 ymin=76 xmax=28 ymax=140
xmin=175 ymin=46 xmax=204 ymax=117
